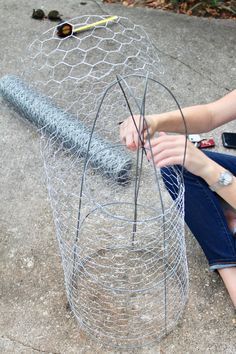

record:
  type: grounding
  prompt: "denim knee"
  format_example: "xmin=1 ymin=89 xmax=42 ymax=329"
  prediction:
xmin=161 ymin=161 xmax=236 ymax=269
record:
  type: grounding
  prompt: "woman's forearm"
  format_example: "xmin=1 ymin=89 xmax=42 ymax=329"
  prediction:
xmin=120 ymin=90 xmax=236 ymax=150
xmin=199 ymin=161 xmax=236 ymax=209
xmin=149 ymin=104 xmax=213 ymax=134
xmin=150 ymin=89 xmax=236 ymax=134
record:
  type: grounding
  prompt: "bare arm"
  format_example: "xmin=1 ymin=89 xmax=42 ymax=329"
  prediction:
xmin=158 ymin=90 xmax=236 ymax=208
xmin=149 ymin=104 xmax=213 ymax=134
xmin=208 ymin=89 xmax=236 ymax=130
xmin=149 ymin=89 xmax=236 ymax=134
xmin=146 ymin=133 xmax=236 ymax=209
xmin=120 ymin=90 xmax=236 ymax=150
xmin=203 ymin=162 xmax=236 ymax=209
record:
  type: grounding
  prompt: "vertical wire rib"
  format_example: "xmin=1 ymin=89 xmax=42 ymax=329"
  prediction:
xmin=116 ymin=75 xmax=147 ymax=156
xmin=144 ymin=127 xmax=168 ymax=333
xmin=132 ymin=76 xmax=149 ymax=243
xmin=117 ymin=76 xmax=145 ymax=200
xmin=116 ymin=75 xmax=144 ymax=245
xmin=141 ymin=74 xmax=168 ymax=334
xmin=116 ymin=75 xmax=139 ymax=244
xmin=117 ymin=73 xmax=171 ymax=333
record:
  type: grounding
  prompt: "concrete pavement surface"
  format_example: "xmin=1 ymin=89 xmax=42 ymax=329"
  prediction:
xmin=0 ymin=0 xmax=236 ymax=353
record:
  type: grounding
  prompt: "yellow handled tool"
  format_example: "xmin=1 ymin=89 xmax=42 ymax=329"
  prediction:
xmin=57 ymin=16 xmax=118 ymax=38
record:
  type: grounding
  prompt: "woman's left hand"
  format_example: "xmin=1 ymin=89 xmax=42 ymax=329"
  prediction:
xmin=145 ymin=132 xmax=216 ymax=179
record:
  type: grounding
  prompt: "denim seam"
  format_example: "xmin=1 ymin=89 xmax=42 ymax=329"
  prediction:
xmin=209 ymin=264 xmax=236 ymax=271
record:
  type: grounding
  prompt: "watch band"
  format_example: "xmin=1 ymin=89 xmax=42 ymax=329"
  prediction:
xmin=209 ymin=170 xmax=234 ymax=192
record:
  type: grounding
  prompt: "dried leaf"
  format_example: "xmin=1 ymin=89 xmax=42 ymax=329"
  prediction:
xmin=104 ymin=0 xmax=236 ymax=19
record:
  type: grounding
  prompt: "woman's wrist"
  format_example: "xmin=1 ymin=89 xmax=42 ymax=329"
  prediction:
xmin=203 ymin=163 xmax=236 ymax=208
xmin=148 ymin=113 xmax=168 ymax=134
xmin=199 ymin=160 xmax=226 ymax=186
xmin=148 ymin=111 xmax=185 ymax=135
xmin=147 ymin=114 xmax=159 ymax=134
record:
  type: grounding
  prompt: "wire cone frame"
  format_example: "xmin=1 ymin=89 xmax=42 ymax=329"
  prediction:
xmin=9 ymin=15 xmax=188 ymax=349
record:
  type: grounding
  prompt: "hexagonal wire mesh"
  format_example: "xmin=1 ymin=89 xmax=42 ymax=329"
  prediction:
xmin=0 ymin=15 xmax=189 ymax=349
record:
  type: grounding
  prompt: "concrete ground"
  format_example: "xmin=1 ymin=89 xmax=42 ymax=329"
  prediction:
xmin=0 ymin=0 xmax=236 ymax=353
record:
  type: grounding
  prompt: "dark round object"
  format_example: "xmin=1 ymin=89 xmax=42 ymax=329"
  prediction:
xmin=57 ymin=22 xmax=73 ymax=38
xmin=32 ymin=9 xmax=45 ymax=20
xmin=48 ymin=10 xmax=62 ymax=21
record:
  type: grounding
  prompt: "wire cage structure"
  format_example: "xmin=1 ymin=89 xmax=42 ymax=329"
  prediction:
xmin=0 ymin=16 xmax=189 ymax=349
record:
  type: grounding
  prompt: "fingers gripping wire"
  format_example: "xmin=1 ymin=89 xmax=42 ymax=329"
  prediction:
xmin=118 ymin=77 xmax=188 ymax=173
xmin=116 ymin=75 xmax=146 ymax=245
xmin=116 ymin=75 xmax=147 ymax=156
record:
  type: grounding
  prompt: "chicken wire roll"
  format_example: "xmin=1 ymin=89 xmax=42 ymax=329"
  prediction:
xmin=0 ymin=75 xmax=131 ymax=182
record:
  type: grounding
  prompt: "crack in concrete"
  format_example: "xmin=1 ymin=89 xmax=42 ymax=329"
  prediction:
xmin=84 ymin=0 xmax=232 ymax=93
xmin=1 ymin=336 xmax=61 ymax=354
xmin=152 ymin=47 xmax=231 ymax=92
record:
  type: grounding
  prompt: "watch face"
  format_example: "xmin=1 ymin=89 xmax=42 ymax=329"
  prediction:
xmin=220 ymin=171 xmax=233 ymax=186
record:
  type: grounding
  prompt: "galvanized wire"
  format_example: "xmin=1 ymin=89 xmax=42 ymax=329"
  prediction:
xmin=1 ymin=15 xmax=189 ymax=349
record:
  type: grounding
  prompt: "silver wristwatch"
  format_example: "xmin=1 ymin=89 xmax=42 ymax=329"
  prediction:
xmin=209 ymin=170 xmax=234 ymax=192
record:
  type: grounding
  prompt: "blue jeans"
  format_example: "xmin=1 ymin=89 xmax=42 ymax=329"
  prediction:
xmin=162 ymin=150 xmax=236 ymax=271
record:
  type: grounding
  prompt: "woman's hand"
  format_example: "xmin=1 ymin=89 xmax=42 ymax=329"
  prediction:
xmin=120 ymin=115 xmax=158 ymax=151
xmin=145 ymin=132 xmax=217 ymax=179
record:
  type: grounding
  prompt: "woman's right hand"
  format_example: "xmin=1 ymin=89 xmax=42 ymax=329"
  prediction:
xmin=119 ymin=114 xmax=157 ymax=151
